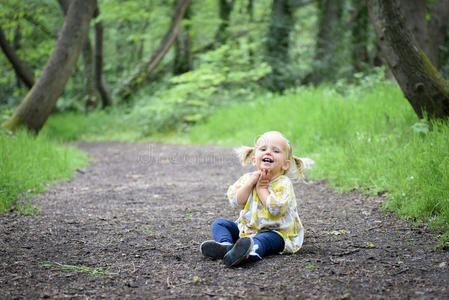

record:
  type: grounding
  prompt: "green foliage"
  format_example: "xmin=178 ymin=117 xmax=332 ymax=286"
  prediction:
xmin=129 ymin=44 xmax=271 ymax=135
xmin=1 ymin=0 xmax=383 ymax=110
xmin=188 ymin=81 xmax=449 ymax=236
xmin=0 ymin=0 xmax=62 ymax=103
xmin=0 ymin=129 xmax=87 ymax=212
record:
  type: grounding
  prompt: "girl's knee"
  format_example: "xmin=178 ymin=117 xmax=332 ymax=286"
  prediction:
xmin=253 ymin=231 xmax=285 ymax=256
xmin=212 ymin=218 xmax=229 ymax=227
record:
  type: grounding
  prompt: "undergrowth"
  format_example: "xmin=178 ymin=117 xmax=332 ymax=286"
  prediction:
xmin=0 ymin=130 xmax=87 ymax=212
xmin=41 ymin=109 xmax=142 ymax=142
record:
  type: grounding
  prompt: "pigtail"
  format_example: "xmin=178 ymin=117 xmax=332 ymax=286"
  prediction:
xmin=289 ymin=156 xmax=315 ymax=179
xmin=291 ymin=155 xmax=304 ymax=179
xmin=234 ymin=146 xmax=255 ymax=166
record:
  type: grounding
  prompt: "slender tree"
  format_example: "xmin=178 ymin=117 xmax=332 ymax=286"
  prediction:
xmin=93 ymin=8 xmax=112 ymax=108
xmin=214 ymin=0 xmax=234 ymax=45
xmin=116 ymin=0 xmax=191 ymax=100
xmin=351 ymin=0 xmax=370 ymax=73
xmin=173 ymin=0 xmax=193 ymax=75
xmin=193 ymin=0 xmax=236 ymax=53
xmin=0 ymin=26 xmax=35 ymax=89
xmin=81 ymin=37 xmax=97 ymax=108
xmin=367 ymin=0 xmax=449 ymax=119
xmin=303 ymin=0 xmax=344 ymax=84
xmin=265 ymin=0 xmax=295 ymax=92
xmin=247 ymin=0 xmax=255 ymax=65
xmin=2 ymin=0 xmax=98 ymax=133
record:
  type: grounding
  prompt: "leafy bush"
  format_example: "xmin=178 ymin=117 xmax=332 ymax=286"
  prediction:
xmin=130 ymin=44 xmax=271 ymax=135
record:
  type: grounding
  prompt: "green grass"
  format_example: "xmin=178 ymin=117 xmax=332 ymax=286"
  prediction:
xmin=0 ymin=130 xmax=87 ymax=212
xmin=41 ymin=263 xmax=118 ymax=276
xmin=188 ymin=83 xmax=449 ymax=238
xmin=41 ymin=109 xmax=189 ymax=144
xmin=41 ymin=109 xmax=142 ymax=142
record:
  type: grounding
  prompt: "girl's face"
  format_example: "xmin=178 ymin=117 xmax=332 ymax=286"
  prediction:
xmin=252 ymin=132 xmax=291 ymax=178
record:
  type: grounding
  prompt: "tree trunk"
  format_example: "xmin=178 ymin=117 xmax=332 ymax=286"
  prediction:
xmin=265 ymin=0 xmax=294 ymax=92
xmin=59 ymin=0 xmax=111 ymax=109
xmin=58 ymin=0 xmax=99 ymax=109
xmin=2 ymin=0 xmax=97 ymax=133
xmin=398 ymin=0 xmax=449 ymax=70
xmin=94 ymin=12 xmax=112 ymax=108
xmin=173 ymin=0 xmax=192 ymax=75
xmin=57 ymin=0 xmax=71 ymax=13
xmin=82 ymin=38 xmax=97 ymax=107
xmin=351 ymin=0 xmax=370 ymax=73
xmin=0 ymin=26 xmax=35 ymax=89
xmin=304 ymin=0 xmax=344 ymax=84
xmin=194 ymin=0 xmax=235 ymax=53
xmin=426 ymin=0 xmax=449 ymax=69
xmin=116 ymin=0 xmax=191 ymax=100
xmin=13 ymin=24 xmax=25 ymax=89
xmin=247 ymin=0 xmax=254 ymax=65
xmin=214 ymin=0 xmax=234 ymax=45
xmin=399 ymin=0 xmax=428 ymax=49
xmin=367 ymin=0 xmax=449 ymax=119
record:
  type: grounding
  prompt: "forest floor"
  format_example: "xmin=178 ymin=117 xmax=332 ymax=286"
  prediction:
xmin=1 ymin=142 xmax=448 ymax=299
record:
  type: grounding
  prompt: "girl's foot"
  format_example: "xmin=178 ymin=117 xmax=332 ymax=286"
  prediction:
xmin=200 ymin=240 xmax=233 ymax=259
xmin=223 ymin=237 xmax=253 ymax=267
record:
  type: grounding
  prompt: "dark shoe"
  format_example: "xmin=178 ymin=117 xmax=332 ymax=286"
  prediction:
xmin=223 ymin=237 xmax=253 ymax=267
xmin=200 ymin=240 xmax=233 ymax=259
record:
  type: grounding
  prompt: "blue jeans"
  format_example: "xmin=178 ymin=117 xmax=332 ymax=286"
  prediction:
xmin=211 ymin=218 xmax=284 ymax=259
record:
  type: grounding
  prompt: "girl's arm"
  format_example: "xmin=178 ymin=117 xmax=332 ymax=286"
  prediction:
xmin=236 ymin=171 xmax=260 ymax=206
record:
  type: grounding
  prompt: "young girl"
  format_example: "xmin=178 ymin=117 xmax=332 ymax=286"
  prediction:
xmin=201 ymin=131 xmax=306 ymax=267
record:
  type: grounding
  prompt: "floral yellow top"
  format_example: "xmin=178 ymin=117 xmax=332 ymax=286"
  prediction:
xmin=227 ymin=173 xmax=304 ymax=253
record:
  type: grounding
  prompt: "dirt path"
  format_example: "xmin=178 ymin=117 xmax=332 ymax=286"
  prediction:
xmin=1 ymin=142 xmax=448 ymax=299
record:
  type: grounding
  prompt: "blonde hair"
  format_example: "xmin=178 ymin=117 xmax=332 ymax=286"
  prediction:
xmin=234 ymin=132 xmax=313 ymax=180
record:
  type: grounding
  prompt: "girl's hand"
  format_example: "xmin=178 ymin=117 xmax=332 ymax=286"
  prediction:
xmin=248 ymin=170 xmax=261 ymax=187
xmin=257 ymin=168 xmax=272 ymax=190
xmin=236 ymin=171 xmax=261 ymax=206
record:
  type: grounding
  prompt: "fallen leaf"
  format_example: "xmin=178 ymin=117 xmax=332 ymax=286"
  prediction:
xmin=329 ymin=230 xmax=349 ymax=235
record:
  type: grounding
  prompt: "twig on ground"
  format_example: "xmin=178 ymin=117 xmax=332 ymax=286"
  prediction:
xmin=332 ymin=249 xmax=360 ymax=256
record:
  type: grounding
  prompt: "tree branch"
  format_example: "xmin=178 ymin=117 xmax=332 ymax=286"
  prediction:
xmin=116 ymin=0 xmax=191 ymax=100
xmin=0 ymin=26 xmax=35 ymax=89
xmin=22 ymin=14 xmax=57 ymax=39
